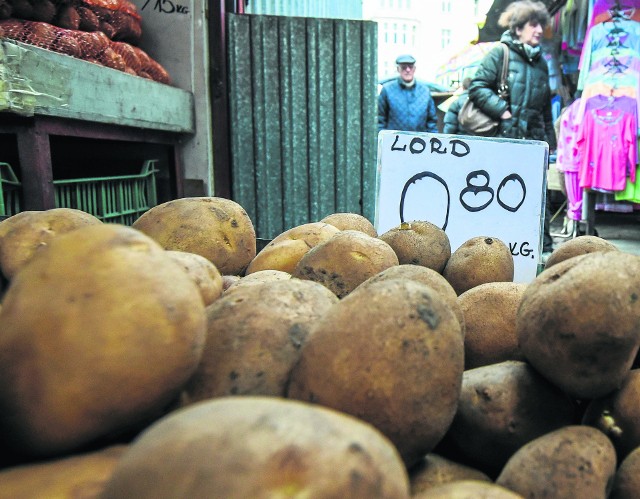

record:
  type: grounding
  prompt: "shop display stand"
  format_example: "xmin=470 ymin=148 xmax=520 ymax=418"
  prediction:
xmin=0 ymin=39 xmax=194 ymax=212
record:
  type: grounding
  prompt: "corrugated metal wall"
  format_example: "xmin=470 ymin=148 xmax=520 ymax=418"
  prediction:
xmin=228 ymin=14 xmax=378 ymax=240
xmin=244 ymin=0 xmax=363 ymax=20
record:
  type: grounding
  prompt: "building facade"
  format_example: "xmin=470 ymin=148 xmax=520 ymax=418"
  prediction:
xmin=362 ymin=0 xmax=494 ymax=87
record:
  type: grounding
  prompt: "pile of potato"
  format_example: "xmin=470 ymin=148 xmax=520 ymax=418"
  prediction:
xmin=0 ymin=198 xmax=637 ymax=498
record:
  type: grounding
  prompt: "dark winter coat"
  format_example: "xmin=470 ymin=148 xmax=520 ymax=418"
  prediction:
xmin=443 ymin=91 xmax=469 ymax=134
xmin=377 ymin=78 xmax=438 ymax=133
xmin=468 ymin=31 xmax=557 ymax=149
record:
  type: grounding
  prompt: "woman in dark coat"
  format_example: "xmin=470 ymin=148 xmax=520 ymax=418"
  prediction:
xmin=468 ymin=0 xmax=557 ymax=254
xmin=443 ymin=77 xmax=471 ymax=135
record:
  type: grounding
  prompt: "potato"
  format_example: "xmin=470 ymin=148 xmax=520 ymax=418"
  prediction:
xmin=582 ymin=369 xmax=640 ymax=461
xmin=287 ymin=278 xmax=464 ymax=468
xmin=245 ymin=221 xmax=339 ymax=275
xmin=437 ymin=361 xmax=575 ymax=475
xmin=414 ymin=480 xmax=524 ymax=499
xmin=443 ymin=236 xmax=514 ymax=295
xmin=224 ymin=269 xmax=291 ymax=294
xmin=181 ymin=279 xmax=338 ymax=403
xmin=409 ymin=454 xmax=491 ymax=495
xmin=0 ymin=224 xmax=206 ymax=458
xmin=30 ymin=0 xmax=56 ymax=23
xmin=320 ymin=212 xmax=378 ymax=237
xmin=544 ymin=235 xmax=619 ymax=269
xmin=0 ymin=0 xmax=12 ymax=20
xmin=55 ymin=5 xmax=80 ymax=30
xmin=379 ymin=220 xmax=451 ymax=273
xmin=357 ymin=264 xmax=465 ymax=333
xmin=0 ymin=208 xmax=102 ymax=280
xmin=609 ymin=446 xmax=640 ymax=499
xmin=101 ymin=397 xmax=410 ymax=498
xmin=165 ymin=250 xmax=223 ymax=306
xmin=292 ymin=230 xmax=399 ymax=298
xmin=496 ymin=426 xmax=617 ymax=498
xmin=517 ymin=252 xmax=640 ymax=399
xmin=9 ymin=0 xmax=32 ymax=19
xmin=221 ymin=274 xmax=241 ymax=291
xmin=132 ymin=197 xmax=256 ymax=276
xmin=0 ymin=445 xmax=127 ymax=498
xmin=457 ymin=282 xmax=527 ymax=369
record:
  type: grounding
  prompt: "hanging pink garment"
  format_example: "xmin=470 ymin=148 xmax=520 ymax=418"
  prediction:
xmin=577 ymin=95 xmax=638 ymax=191
xmin=564 ymin=171 xmax=583 ymax=220
xmin=556 ymin=100 xmax=584 ymax=221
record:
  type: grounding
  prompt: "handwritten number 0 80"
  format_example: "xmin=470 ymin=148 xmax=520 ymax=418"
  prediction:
xmin=399 ymin=169 xmax=527 ymax=230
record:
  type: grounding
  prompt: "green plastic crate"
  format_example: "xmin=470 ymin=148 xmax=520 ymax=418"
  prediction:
xmin=0 ymin=162 xmax=23 ymax=217
xmin=0 ymin=160 xmax=159 ymax=225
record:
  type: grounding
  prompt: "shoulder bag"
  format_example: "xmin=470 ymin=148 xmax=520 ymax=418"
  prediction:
xmin=458 ymin=44 xmax=510 ymax=137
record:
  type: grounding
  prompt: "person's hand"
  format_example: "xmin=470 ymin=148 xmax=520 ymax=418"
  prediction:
xmin=501 ymin=110 xmax=512 ymax=119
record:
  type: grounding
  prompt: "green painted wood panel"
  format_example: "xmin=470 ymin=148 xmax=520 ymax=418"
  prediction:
xmin=227 ymin=17 xmax=257 ymax=220
xmin=0 ymin=40 xmax=193 ymax=133
xmin=227 ymin=14 xmax=377 ymax=240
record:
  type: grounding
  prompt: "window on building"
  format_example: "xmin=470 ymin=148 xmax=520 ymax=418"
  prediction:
xmin=393 ymin=23 xmax=397 ymax=43
xmin=441 ymin=28 xmax=451 ymax=49
xmin=412 ymin=25 xmax=416 ymax=45
xmin=402 ymin=24 xmax=407 ymax=44
xmin=441 ymin=0 xmax=451 ymax=12
xmin=384 ymin=22 xmax=388 ymax=43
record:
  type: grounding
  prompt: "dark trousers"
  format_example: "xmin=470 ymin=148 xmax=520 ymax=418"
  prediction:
xmin=543 ymin=200 xmax=553 ymax=252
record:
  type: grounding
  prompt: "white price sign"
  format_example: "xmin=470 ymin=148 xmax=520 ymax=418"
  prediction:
xmin=375 ymin=131 xmax=549 ymax=283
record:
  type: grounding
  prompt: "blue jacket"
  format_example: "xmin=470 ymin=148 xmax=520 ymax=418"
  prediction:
xmin=377 ymin=78 xmax=438 ymax=133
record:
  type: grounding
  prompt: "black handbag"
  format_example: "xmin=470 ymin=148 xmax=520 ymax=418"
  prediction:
xmin=458 ymin=44 xmax=510 ymax=137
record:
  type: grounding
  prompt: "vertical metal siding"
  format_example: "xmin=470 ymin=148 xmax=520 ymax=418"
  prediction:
xmin=228 ymin=14 xmax=377 ymax=240
xmin=245 ymin=0 xmax=363 ymax=20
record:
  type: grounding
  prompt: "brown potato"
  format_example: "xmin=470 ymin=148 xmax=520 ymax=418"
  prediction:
xmin=609 ymin=446 xmax=640 ymax=499
xmin=224 ymin=269 xmax=291 ymax=294
xmin=496 ymin=426 xmax=617 ymax=499
xmin=457 ymin=282 xmax=528 ymax=369
xmin=245 ymin=221 xmax=339 ymax=275
xmin=582 ymin=369 xmax=640 ymax=461
xmin=292 ymin=230 xmax=399 ymax=298
xmin=437 ymin=361 xmax=575 ymax=475
xmin=221 ymin=274 xmax=241 ymax=291
xmin=414 ymin=480 xmax=524 ymax=499
xmin=443 ymin=236 xmax=514 ymax=295
xmin=357 ymin=264 xmax=465 ymax=334
xmin=544 ymin=235 xmax=619 ymax=269
xmin=165 ymin=250 xmax=223 ymax=306
xmin=0 ymin=445 xmax=127 ymax=498
xmin=132 ymin=197 xmax=256 ymax=276
xmin=55 ymin=5 xmax=80 ymax=30
xmin=320 ymin=212 xmax=378 ymax=237
xmin=287 ymin=278 xmax=463 ymax=468
xmin=517 ymin=252 xmax=640 ymax=399
xmin=409 ymin=454 xmax=491 ymax=495
xmin=31 ymin=0 xmax=56 ymax=23
xmin=379 ymin=220 xmax=451 ymax=273
xmin=101 ymin=397 xmax=410 ymax=498
xmin=0 ymin=208 xmax=102 ymax=280
xmin=0 ymin=224 xmax=206 ymax=458
xmin=181 ymin=279 xmax=338 ymax=403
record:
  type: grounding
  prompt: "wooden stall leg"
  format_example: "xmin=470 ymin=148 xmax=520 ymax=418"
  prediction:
xmin=16 ymin=123 xmax=55 ymax=210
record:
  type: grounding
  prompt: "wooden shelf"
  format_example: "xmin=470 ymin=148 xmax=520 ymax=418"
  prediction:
xmin=0 ymin=39 xmax=194 ymax=133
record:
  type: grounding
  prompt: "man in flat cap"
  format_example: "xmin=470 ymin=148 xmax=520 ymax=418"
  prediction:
xmin=378 ymin=54 xmax=438 ymax=133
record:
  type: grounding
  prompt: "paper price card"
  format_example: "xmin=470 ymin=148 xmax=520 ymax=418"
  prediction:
xmin=375 ymin=131 xmax=549 ymax=283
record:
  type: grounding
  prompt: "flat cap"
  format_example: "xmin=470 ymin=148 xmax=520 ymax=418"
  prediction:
xmin=396 ymin=54 xmax=416 ymax=64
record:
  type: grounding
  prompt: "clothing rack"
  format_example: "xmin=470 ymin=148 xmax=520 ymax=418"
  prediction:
xmin=554 ymin=0 xmax=640 ymax=236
